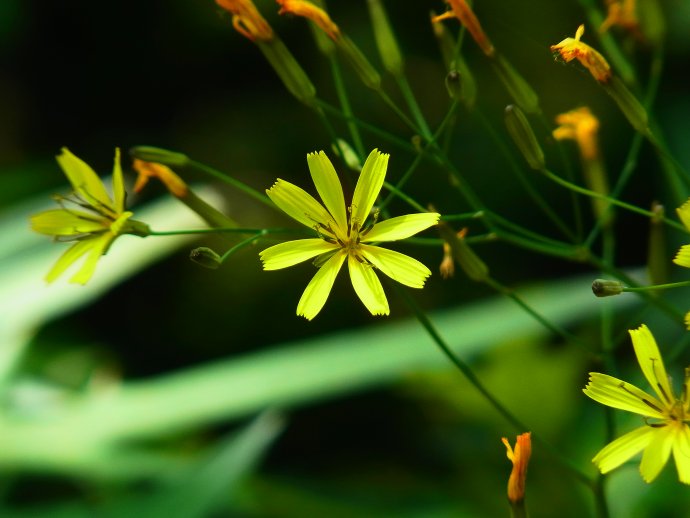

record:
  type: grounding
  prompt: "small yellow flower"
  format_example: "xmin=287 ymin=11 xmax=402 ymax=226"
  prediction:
xmin=600 ymin=0 xmax=640 ymax=36
xmin=583 ymin=325 xmax=690 ymax=484
xmin=260 ymin=149 xmax=440 ymax=320
xmin=502 ymin=432 xmax=532 ymax=504
xmin=550 ymin=24 xmax=612 ymax=83
xmin=30 ymin=148 xmax=149 ymax=284
xmin=215 ymin=0 xmax=274 ymax=41
xmin=276 ymin=0 xmax=340 ymax=40
xmin=553 ymin=107 xmax=600 ymax=162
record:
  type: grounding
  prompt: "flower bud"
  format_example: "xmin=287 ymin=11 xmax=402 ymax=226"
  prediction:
xmin=190 ymin=247 xmax=222 ymax=269
xmin=647 ymin=202 xmax=668 ymax=286
xmin=256 ymin=38 xmax=317 ymax=106
xmin=504 ymin=105 xmax=545 ymax=171
xmin=438 ymin=222 xmax=489 ymax=282
xmin=592 ymin=279 xmax=624 ymax=297
xmin=367 ymin=0 xmax=403 ymax=76
xmin=492 ymin=55 xmax=540 ymax=115
xmin=602 ymin=76 xmax=650 ymax=136
xmin=129 ymin=146 xmax=189 ymax=167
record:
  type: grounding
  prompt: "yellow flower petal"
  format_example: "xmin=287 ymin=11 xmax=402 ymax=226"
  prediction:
xmin=69 ymin=233 xmax=114 ymax=285
xmin=364 ymin=213 xmax=440 ymax=242
xmin=30 ymin=209 xmax=105 ymax=236
xmin=639 ymin=425 xmax=674 ymax=483
xmin=112 ymin=148 xmax=126 ymax=213
xmin=360 ymin=244 xmax=431 ymax=288
xmin=583 ymin=372 xmax=666 ymax=419
xmin=673 ymin=244 xmax=690 ymax=268
xmin=260 ymin=239 xmax=338 ymax=270
xmin=672 ymin=425 xmax=690 ymax=485
xmin=629 ymin=324 xmax=674 ymax=407
xmin=296 ymin=251 xmax=346 ymax=320
xmin=351 ymin=149 xmax=388 ymax=228
xmin=306 ymin=152 xmax=347 ymax=233
xmin=592 ymin=426 xmax=654 ymax=474
xmin=267 ymin=179 xmax=340 ymax=237
xmin=56 ymin=148 xmax=115 ymax=215
xmin=45 ymin=238 xmax=97 ymax=284
xmin=348 ymin=255 xmax=389 ymax=316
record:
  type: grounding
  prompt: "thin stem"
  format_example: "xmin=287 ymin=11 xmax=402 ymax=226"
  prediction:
xmin=329 ymin=57 xmax=366 ymax=160
xmin=396 ymin=285 xmax=594 ymax=488
xmin=395 ymin=74 xmax=434 ymax=141
xmin=149 ymin=227 xmax=311 ymax=237
xmin=220 ymin=232 xmax=264 ymax=263
xmin=542 ymin=169 xmax=686 ymax=233
xmin=188 ymin=160 xmax=274 ymax=209
xmin=622 ymin=280 xmax=690 ymax=292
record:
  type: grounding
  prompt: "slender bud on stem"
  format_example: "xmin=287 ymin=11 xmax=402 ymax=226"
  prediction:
xmin=190 ymin=247 xmax=223 ymax=269
xmin=647 ymin=202 xmax=668 ymax=286
xmin=367 ymin=0 xmax=403 ymax=77
xmin=255 ymin=38 xmax=318 ymax=106
xmin=601 ymin=76 xmax=650 ymax=136
xmin=504 ymin=105 xmax=545 ymax=171
xmin=130 ymin=146 xmax=189 ymax=167
xmin=492 ymin=55 xmax=540 ymax=115
xmin=592 ymin=279 xmax=624 ymax=297
xmin=438 ymin=222 xmax=489 ymax=282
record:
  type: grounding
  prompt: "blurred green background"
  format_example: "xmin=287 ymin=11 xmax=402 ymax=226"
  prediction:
xmin=2 ymin=0 xmax=690 ymax=516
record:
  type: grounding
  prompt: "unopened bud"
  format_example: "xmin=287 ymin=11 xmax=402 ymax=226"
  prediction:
xmin=602 ymin=76 xmax=649 ymax=136
xmin=129 ymin=146 xmax=189 ymax=167
xmin=190 ymin=247 xmax=222 ymax=269
xmin=257 ymin=38 xmax=317 ymax=106
xmin=647 ymin=202 xmax=668 ymax=286
xmin=592 ymin=279 xmax=623 ymax=297
xmin=445 ymin=70 xmax=462 ymax=100
xmin=332 ymin=139 xmax=362 ymax=171
xmin=367 ymin=0 xmax=403 ymax=76
xmin=336 ymin=35 xmax=382 ymax=90
xmin=504 ymin=105 xmax=545 ymax=171
xmin=492 ymin=55 xmax=540 ymax=115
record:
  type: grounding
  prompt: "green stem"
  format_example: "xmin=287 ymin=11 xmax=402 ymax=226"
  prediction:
xmin=149 ymin=227 xmax=311 ymax=237
xmin=188 ymin=160 xmax=275 ymax=210
xmin=220 ymin=232 xmax=264 ymax=263
xmin=396 ymin=285 xmax=594 ymax=488
xmin=329 ymin=57 xmax=366 ymax=160
xmin=622 ymin=279 xmax=690 ymax=292
xmin=542 ymin=169 xmax=686 ymax=232
xmin=395 ymin=74 xmax=434 ymax=140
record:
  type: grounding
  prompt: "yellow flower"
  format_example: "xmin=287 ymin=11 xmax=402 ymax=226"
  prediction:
xmin=30 ymin=148 xmax=149 ymax=284
xmin=550 ymin=24 xmax=612 ymax=83
xmin=553 ymin=107 xmax=600 ymax=162
xmin=583 ymin=325 xmax=690 ymax=484
xmin=260 ymin=149 xmax=440 ymax=320
xmin=502 ymin=432 xmax=532 ymax=504
xmin=600 ymin=0 xmax=640 ymax=36
xmin=215 ymin=0 xmax=274 ymax=41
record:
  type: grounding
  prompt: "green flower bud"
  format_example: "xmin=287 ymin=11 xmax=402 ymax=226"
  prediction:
xmin=504 ymin=105 xmax=545 ymax=171
xmin=492 ymin=55 xmax=540 ymax=115
xmin=602 ymin=76 xmax=649 ymax=136
xmin=336 ymin=35 xmax=382 ymax=90
xmin=367 ymin=0 xmax=403 ymax=76
xmin=256 ymin=38 xmax=317 ymax=107
xmin=129 ymin=146 xmax=189 ymax=167
xmin=591 ymin=279 xmax=624 ymax=297
xmin=190 ymin=247 xmax=222 ymax=269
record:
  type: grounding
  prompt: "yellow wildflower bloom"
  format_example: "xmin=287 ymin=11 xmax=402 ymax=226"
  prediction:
xmin=260 ymin=149 xmax=440 ymax=320
xmin=215 ymin=0 xmax=274 ymax=41
xmin=30 ymin=148 xmax=149 ymax=284
xmin=553 ymin=107 xmax=600 ymax=162
xmin=502 ymin=432 xmax=532 ymax=504
xmin=550 ymin=24 xmax=612 ymax=83
xmin=583 ymin=325 xmax=690 ymax=484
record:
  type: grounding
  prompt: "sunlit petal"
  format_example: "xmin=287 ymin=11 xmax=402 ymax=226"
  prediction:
xmin=267 ymin=179 xmax=339 ymax=236
xmin=364 ymin=213 xmax=440 ymax=242
xmin=672 ymin=425 xmax=690 ymax=485
xmin=260 ymin=239 xmax=338 ymax=270
xmin=45 ymin=238 xmax=96 ymax=284
xmin=69 ymin=233 xmax=114 ymax=285
xmin=30 ymin=209 xmax=106 ymax=236
xmin=351 ymin=149 xmax=388 ymax=227
xmin=583 ymin=372 xmax=666 ymax=419
xmin=348 ymin=255 xmax=389 ymax=316
xmin=360 ymin=244 xmax=431 ymax=288
xmin=639 ymin=425 xmax=674 ymax=483
xmin=56 ymin=147 xmax=114 ymax=213
xmin=592 ymin=426 xmax=654 ymax=474
xmin=629 ymin=325 xmax=674 ymax=407
xmin=307 ymin=151 xmax=347 ymax=232
xmin=673 ymin=244 xmax=690 ymax=268
xmin=296 ymin=251 xmax=346 ymax=320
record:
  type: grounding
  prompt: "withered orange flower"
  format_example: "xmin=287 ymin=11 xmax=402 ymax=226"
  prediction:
xmin=502 ymin=432 xmax=532 ymax=504
xmin=550 ymin=25 xmax=611 ymax=83
xmin=216 ymin=0 xmax=274 ymax=41
xmin=276 ymin=0 xmax=340 ymax=40
xmin=431 ymin=0 xmax=495 ymax=57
